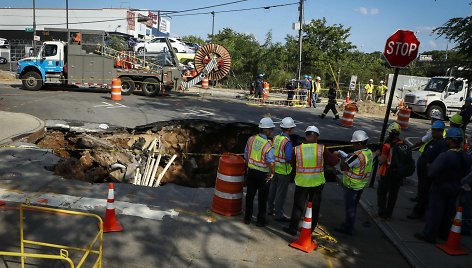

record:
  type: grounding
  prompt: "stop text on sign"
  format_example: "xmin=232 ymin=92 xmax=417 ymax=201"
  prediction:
xmin=385 ymin=41 xmax=418 ymax=57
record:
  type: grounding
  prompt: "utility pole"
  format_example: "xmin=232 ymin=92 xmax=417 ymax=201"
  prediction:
xmin=33 ymin=0 xmax=36 ymax=55
xmin=157 ymin=10 xmax=161 ymax=36
xmin=211 ymin=11 xmax=215 ymax=41
xmin=296 ymin=0 xmax=304 ymax=80
xmin=66 ymin=0 xmax=69 ymax=29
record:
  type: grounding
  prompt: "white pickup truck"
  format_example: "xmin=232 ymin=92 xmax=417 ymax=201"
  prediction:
xmin=403 ymin=76 xmax=470 ymax=119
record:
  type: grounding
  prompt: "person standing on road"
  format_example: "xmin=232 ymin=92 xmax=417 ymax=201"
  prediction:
xmin=460 ymin=97 xmax=472 ymax=131
xmin=415 ymin=127 xmax=471 ymax=243
xmin=307 ymin=76 xmax=314 ymax=108
xmin=244 ymin=117 xmax=275 ymax=227
xmin=298 ymin=75 xmax=310 ymax=105
xmin=312 ymin=76 xmax=322 ymax=108
xmin=334 ymin=130 xmax=374 ymax=235
xmin=365 ymin=79 xmax=374 ymax=101
xmin=320 ymin=83 xmax=340 ymax=119
xmin=268 ymin=117 xmax=296 ymax=222
xmin=377 ymin=122 xmax=415 ymax=219
xmin=450 ymin=114 xmax=465 ymax=147
xmin=376 ymin=81 xmax=388 ymax=104
xmin=407 ymin=120 xmax=448 ymax=220
xmin=254 ymin=74 xmax=265 ymax=99
xmin=286 ymin=79 xmax=297 ymax=106
xmin=283 ymin=126 xmax=339 ymax=236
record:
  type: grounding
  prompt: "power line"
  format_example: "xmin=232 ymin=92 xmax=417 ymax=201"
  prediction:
xmin=0 ymin=18 xmax=124 ymax=27
xmin=133 ymin=0 xmax=250 ymax=15
xmin=170 ymin=2 xmax=298 ymax=17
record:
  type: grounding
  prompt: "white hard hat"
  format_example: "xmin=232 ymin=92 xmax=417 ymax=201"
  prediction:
xmin=369 ymin=79 xmax=373 ymax=83
xmin=280 ymin=117 xmax=296 ymax=128
xmin=430 ymin=110 xmax=443 ymax=120
xmin=305 ymin=126 xmax=320 ymax=135
xmin=380 ymin=80 xmax=384 ymax=84
xmin=259 ymin=117 xmax=275 ymax=129
xmin=316 ymin=76 xmax=321 ymax=81
xmin=350 ymin=130 xmax=369 ymax=142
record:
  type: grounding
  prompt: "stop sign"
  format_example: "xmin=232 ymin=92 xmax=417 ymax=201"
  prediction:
xmin=383 ymin=30 xmax=420 ymax=68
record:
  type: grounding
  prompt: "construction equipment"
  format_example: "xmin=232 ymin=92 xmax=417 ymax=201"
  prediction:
xmin=17 ymin=28 xmax=232 ymax=96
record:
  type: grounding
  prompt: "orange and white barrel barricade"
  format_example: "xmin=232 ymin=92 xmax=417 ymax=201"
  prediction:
xmin=340 ymin=103 xmax=357 ymax=127
xmin=397 ymin=107 xmax=411 ymax=129
xmin=211 ymin=153 xmax=245 ymax=216
xmin=202 ymin=78 xmax=209 ymax=89
xmin=111 ymin=78 xmax=122 ymax=101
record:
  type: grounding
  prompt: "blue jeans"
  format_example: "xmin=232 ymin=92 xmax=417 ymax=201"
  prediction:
xmin=343 ymin=187 xmax=364 ymax=234
xmin=312 ymin=93 xmax=319 ymax=108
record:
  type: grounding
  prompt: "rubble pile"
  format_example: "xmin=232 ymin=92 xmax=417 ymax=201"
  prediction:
xmin=35 ymin=120 xmax=258 ymax=187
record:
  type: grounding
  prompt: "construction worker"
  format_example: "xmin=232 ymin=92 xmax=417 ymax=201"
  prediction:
xmin=410 ymin=110 xmax=444 ymax=202
xmin=254 ymin=74 xmax=265 ymax=99
xmin=283 ymin=126 xmax=339 ymax=236
xmin=244 ymin=117 xmax=275 ymax=227
xmin=460 ymin=97 xmax=472 ymax=131
xmin=450 ymin=114 xmax=465 ymax=147
xmin=407 ymin=120 xmax=448 ymax=219
xmin=319 ymin=83 xmax=340 ymax=119
xmin=267 ymin=117 xmax=296 ymax=221
xmin=376 ymin=80 xmax=388 ymax=104
xmin=415 ymin=127 xmax=471 ymax=243
xmin=461 ymin=142 xmax=472 ymax=235
xmin=312 ymin=76 xmax=322 ymax=108
xmin=298 ymin=75 xmax=310 ymax=104
xmin=286 ymin=79 xmax=297 ymax=106
xmin=377 ymin=122 xmax=414 ymax=219
xmin=307 ymin=76 xmax=313 ymax=107
xmin=334 ymin=130 xmax=373 ymax=235
xmin=365 ymin=79 xmax=374 ymax=101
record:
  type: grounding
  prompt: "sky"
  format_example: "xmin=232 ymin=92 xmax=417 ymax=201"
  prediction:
xmin=3 ymin=0 xmax=472 ymax=53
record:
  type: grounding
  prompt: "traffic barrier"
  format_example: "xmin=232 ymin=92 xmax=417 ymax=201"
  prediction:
xmin=111 ymin=78 xmax=122 ymax=101
xmin=0 ymin=204 xmax=103 ymax=268
xmin=345 ymin=91 xmax=350 ymax=104
xmin=211 ymin=153 xmax=245 ymax=216
xmin=289 ymin=202 xmax=317 ymax=253
xmin=436 ymin=207 xmax=468 ymax=255
xmin=202 ymin=78 xmax=209 ymax=89
xmin=340 ymin=103 xmax=357 ymax=127
xmin=397 ymin=107 xmax=411 ymax=129
xmin=103 ymin=183 xmax=123 ymax=233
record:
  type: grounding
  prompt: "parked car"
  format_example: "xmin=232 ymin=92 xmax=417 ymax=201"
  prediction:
xmin=183 ymin=42 xmax=201 ymax=53
xmin=0 ymin=57 xmax=7 ymax=64
xmin=134 ymin=37 xmax=192 ymax=55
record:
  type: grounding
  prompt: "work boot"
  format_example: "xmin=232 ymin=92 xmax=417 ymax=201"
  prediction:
xmin=283 ymin=227 xmax=297 ymax=236
xmin=319 ymin=114 xmax=325 ymax=119
xmin=333 ymin=115 xmax=340 ymax=120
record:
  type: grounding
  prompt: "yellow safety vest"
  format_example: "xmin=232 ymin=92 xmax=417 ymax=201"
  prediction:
xmin=377 ymin=85 xmax=388 ymax=95
xmin=273 ymin=135 xmax=292 ymax=175
xmin=315 ymin=82 xmax=321 ymax=93
xmin=365 ymin=84 xmax=374 ymax=94
xmin=294 ymin=143 xmax=325 ymax=187
xmin=419 ymin=129 xmax=447 ymax=153
xmin=343 ymin=149 xmax=374 ymax=190
xmin=247 ymin=135 xmax=272 ymax=172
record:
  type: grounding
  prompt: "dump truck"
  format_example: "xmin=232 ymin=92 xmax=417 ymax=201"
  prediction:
xmin=16 ymin=28 xmax=232 ymax=96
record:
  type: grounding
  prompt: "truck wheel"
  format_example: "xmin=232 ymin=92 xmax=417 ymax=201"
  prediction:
xmin=119 ymin=77 xmax=135 ymax=95
xmin=137 ymin=47 xmax=146 ymax=55
xmin=142 ymin=78 xmax=160 ymax=97
xmin=22 ymin=71 xmax=43 ymax=91
xmin=427 ymin=105 xmax=445 ymax=120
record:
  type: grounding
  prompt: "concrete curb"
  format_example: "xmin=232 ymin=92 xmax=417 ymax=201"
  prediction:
xmin=0 ymin=111 xmax=45 ymax=145
xmin=359 ymin=197 xmax=425 ymax=268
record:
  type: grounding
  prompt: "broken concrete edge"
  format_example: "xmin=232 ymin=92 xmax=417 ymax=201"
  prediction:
xmin=359 ymin=198 xmax=425 ymax=268
xmin=45 ymin=119 xmax=128 ymax=134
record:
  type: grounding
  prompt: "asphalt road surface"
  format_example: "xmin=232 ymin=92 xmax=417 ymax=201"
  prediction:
xmin=0 ymin=84 xmax=430 ymax=143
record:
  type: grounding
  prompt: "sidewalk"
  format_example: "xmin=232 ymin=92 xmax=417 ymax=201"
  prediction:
xmin=360 ymin=158 xmax=472 ymax=268
xmin=0 ymin=111 xmax=45 ymax=145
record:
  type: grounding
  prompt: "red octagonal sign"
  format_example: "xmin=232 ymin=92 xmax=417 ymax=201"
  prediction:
xmin=383 ymin=30 xmax=420 ymax=68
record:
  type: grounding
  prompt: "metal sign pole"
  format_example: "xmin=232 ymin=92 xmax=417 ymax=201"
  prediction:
xmin=369 ymin=67 xmax=400 ymax=187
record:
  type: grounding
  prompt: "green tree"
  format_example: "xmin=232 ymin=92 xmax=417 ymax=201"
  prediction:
xmin=434 ymin=15 xmax=472 ymax=59
xmin=181 ymin=35 xmax=206 ymax=45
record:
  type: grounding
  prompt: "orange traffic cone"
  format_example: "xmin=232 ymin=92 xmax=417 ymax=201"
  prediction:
xmin=346 ymin=91 xmax=350 ymax=104
xmin=436 ymin=207 xmax=468 ymax=255
xmin=289 ymin=202 xmax=317 ymax=253
xmin=102 ymin=183 xmax=123 ymax=233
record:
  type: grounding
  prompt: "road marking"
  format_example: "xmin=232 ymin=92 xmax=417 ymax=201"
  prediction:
xmin=326 ymin=256 xmax=335 ymax=268
xmin=93 ymin=102 xmax=128 ymax=109
xmin=181 ymin=109 xmax=215 ymax=117
xmin=271 ymin=116 xmax=304 ymax=125
xmin=0 ymin=188 xmax=179 ymax=221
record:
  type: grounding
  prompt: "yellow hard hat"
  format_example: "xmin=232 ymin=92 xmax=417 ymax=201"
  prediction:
xmin=450 ymin=114 xmax=463 ymax=125
xmin=387 ymin=122 xmax=401 ymax=134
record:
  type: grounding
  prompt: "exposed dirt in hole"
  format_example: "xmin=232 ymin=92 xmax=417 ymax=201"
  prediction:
xmin=34 ymin=119 xmax=379 ymax=187
xmin=35 ymin=120 xmax=258 ymax=187
xmin=355 ymin=101 xmax=387 ymax=116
